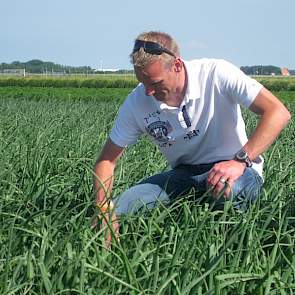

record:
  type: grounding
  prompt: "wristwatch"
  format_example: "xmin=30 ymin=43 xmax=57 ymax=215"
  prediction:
xmin=234 ymin=148 xmax=252 ymax=167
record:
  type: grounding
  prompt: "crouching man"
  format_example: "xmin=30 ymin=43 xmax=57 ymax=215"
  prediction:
xmin=92 ymin=31 xmax=291 ymax=242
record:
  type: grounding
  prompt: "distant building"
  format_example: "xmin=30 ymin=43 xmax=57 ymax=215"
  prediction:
xmin=281 ymin=67 xmax=290 ymax=76
xmin=94 ymin=68 xmax=119 ymax=73
xmin=0 ymin=68 xmax=25 ymax=76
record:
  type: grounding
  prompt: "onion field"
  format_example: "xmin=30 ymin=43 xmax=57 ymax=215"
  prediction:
xmin=0 ymin=86 xmax=294 ymax=294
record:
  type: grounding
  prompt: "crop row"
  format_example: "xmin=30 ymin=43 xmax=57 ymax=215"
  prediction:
xmin=256 ymin=77 xmax=295 ymax=91
xmin=0 ymin=76 xmax=138 ymax=89
xmin=1 ymin=76 xmax=295 ymax=91
xmin=0 ymin=87 xmax=294 ymax=104
xmin=0 ymin=86 xmax=131 ymax=103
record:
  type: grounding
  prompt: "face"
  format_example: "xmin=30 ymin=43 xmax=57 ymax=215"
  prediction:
xmin=134 ymin=58 xmax=185 ymax=106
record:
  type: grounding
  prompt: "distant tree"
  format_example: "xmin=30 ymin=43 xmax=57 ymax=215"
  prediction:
xmin=0 ymin=60 xmax=96 ymax=74
xmin=240 ymin=65 xmax=281 ymax=75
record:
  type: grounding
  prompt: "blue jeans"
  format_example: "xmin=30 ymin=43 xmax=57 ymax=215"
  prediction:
xmin=139 ymin=163 xmax=263 ymax=211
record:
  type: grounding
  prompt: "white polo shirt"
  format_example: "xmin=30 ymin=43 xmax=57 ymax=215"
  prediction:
xmin=110 ymin=58 xmax=264 ymax=176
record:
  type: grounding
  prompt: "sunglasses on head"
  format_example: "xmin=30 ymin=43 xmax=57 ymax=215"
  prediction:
xmin=132 ymin=40 xmax=176 ymax=57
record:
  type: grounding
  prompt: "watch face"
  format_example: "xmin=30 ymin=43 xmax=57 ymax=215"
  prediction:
xmin=235 ymin=148 xmax=252 ymax=167
xmin=237 ymin=149 xmax=247 ymax=160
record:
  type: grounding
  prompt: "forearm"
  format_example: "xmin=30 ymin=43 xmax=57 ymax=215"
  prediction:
xmin=93 ymin=160 xmax=115 ymax=205
xmin=93 ymin=138 xmax=124 ymax=206
xmin=244 ymin=89 xmax=291 ymax=160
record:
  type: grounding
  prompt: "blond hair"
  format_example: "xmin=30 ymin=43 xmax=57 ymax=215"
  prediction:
xmin=130 ymin=31 xmax=180 ymax=68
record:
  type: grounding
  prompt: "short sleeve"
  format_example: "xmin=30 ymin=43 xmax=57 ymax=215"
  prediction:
xmin=109 ymin=97 xmax=142 ymax=148
xmin=215 ymin=60 xmax=263 ymax=108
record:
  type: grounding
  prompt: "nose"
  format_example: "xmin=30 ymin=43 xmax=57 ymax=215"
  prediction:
xmin=145 ymin=85 xmax=155 ymax=96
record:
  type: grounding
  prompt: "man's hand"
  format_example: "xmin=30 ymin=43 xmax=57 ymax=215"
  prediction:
xmin=91 ymin=211 xmax=120 ymax=248
xmin=207 ymin=160 xmax=246 ymax=198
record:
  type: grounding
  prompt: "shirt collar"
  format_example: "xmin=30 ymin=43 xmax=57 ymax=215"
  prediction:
xmin=181 ymin=60 xmax=201 ymax=105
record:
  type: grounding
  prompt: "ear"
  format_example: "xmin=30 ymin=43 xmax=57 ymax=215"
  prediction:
xmin=174 ymin=58 xmax=183 ymax=72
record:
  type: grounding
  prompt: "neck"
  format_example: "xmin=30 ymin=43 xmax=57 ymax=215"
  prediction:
xmin=173 ymin=63 xmax=187 ymax=107
xmin=180 ymin=64 xmax=188 ymax=100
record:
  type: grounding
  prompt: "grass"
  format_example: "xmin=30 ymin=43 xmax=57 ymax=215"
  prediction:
xmin=0 ymin=76 xmax=138 ymax=89
xmin=0 ymin=88 xmax=294 ymax=294
xmin=1 ymin=75 xmax=295 ymax=90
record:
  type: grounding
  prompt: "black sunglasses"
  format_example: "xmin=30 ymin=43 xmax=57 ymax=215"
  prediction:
xmin=132 ymin=40 xmax=176 ymax=57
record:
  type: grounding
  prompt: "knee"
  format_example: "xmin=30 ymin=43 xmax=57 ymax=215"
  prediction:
xmin=114 ymin=183 xmax=169 ymax=215
xmin=208 ymin=169 xmax=263 ymax=211
xmin=231 ymin=168 xmax=263 ymax=210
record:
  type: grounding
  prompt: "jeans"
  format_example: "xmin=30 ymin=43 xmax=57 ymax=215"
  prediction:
xmin=114 ymin=162 xmax=263 ymax=215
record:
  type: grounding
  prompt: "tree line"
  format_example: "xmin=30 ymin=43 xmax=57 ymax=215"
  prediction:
xmin=240 ymin=65 xmax=283 ymax=75
xmin=0 ymin=59 xmax=293 ymax=75
xmin=0 ymin=60 xmax=95 ymax=74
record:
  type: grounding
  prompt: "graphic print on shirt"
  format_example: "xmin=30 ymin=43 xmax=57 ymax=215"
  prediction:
xmin=184 ymin=129 xmax=200 ymax=140
xmin=144 ymin=111 xmax=174 ymax=147
xmin=146 ymin=120 xmax=173 ymax=142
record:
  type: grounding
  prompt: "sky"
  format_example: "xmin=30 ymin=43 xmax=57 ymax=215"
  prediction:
xmin=1 ymin=0 xmax=294 ymax=70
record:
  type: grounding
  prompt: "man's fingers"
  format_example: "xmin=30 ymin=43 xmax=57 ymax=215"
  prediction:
xmin=208 ymin=174 xmax=227 ymax=198
xmin=223 ymin=179 xmax=234 ymax=198
xmin=206 ymin=160 xmax=244 ymax=199
xmin=212 ymin=177 xmax=228 ymax=198
xmin=211 ymin=176 xmax=236 ymax=199
xmin=208 ymin=172 xmax=225 ymax=187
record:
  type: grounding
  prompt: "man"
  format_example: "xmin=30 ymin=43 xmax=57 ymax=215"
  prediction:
xmin=93 ymin=31 xmax=290 ymax=235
